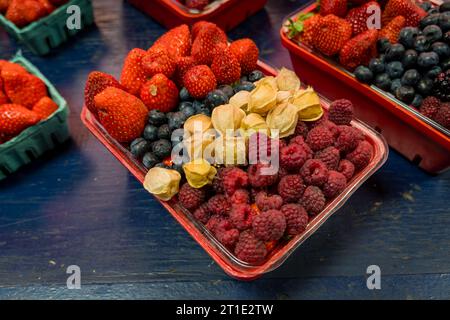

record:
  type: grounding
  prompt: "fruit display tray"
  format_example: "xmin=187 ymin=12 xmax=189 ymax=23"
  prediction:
xmin=127 ymin=0 xmax=268 ymax=31
xmin=0 ymin=53 xmax=70 ymax=181
xmin=280 ymin=1 xmax=450 ymax=174
xmin=0 ymin=0 xmax=94 ymax=55
xmin=80 ymin=61 xmax=388 ymax=280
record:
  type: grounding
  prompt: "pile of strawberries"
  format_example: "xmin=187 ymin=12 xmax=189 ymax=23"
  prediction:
xmin=177 ymin=99 xmax=374 ymax=264
xmin=0 ymin=60 xmax=58 ymax=144
xmin=0 ymin=0 xmax=68 ymax=28
xmin=179 ymin=0 xmax=213 ymax=11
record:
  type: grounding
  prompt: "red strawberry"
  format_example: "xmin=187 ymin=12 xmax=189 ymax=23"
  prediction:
xmin=0 ymin=104 xmax=40 ymax=138
xmin=0 ymin=77 xmax=9 ymax=105
xmin=191 ymin=23 xmax=227 ymax=65
xmin=211 ymin=47 xmax=241 ymax=85
xmin=0 ymin=60 xmax=27 ymax=74
xmin=0 ymin=0 xmax=11 ymax=14
xmin=345 ymin=1 xmax=380 ymax=36
xmin=320 ymin=0 xmax=348 ymax=18
xmin=32 ymin=96 xmax=58 ymax=120
xmin=378 ymin=15 xmax=406 ymax=43
xmin=382 ymin=0 xmax=426 ymax=27
xmin=140 ymin=74 xmax=179 ymax=113
xmin=186 ymin=0 xmax=209 ymax=10
xmin=5 ymin=0 xmax=28 ymax=27
xmin=9 ymin=0 xmax=47 ymax=26
xmin=120 ymin=48 xmax=148 ymax=96
xmin=94 ymin=87 xmax=148 ymax=143
xmin=84 ymin=71 xmax=122 ymax=117
xmin=229 ymin=38 xmax=259 ymax=75
xmin=313 ymin=14 xmax=352 ymax=56
xmin=36 ymin=0 xmax=55 ymax=14
xmin=191 ymin=21 xmax=213 ymax=40
xmin=142 ymin=46 xmax=176 ymax=78
xmin=287 ymin=13 xmax=322 ymax=47
xmin=340 ymin=29 xmax=378 ymax=70
xmin=183 ymin=65 xmax=217 ymax=99
xmin=174 ymin=56 xmax=197 ymax=87
xmin=153 ymin=24 xmax=191 ymax=59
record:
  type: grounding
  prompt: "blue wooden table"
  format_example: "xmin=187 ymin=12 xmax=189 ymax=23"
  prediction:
xmin=0 ymin=0 xmax=449 ymax=300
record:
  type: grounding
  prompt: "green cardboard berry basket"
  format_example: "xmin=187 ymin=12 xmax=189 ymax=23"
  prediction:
xmin=0 ymin=52 xmax=70 ymax=180
xmin=0 ymin=0 xmax=94 ymax=55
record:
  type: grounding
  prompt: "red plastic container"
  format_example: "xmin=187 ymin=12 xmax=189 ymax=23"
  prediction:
xmin=81 ymin=61 xmax=388 ymax=280
xmin=127 ymin=0 xmax=268 ymax=31
xmin=280 ymin=2 xmax=450 ymax=174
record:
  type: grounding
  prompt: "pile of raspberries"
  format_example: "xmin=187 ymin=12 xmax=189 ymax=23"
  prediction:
xmin=177 ymin=99 xmax=373 ymax=264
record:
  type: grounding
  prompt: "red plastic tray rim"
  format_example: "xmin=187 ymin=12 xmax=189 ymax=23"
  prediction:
xmin=156 ymin=0 xmax=238 ymax=17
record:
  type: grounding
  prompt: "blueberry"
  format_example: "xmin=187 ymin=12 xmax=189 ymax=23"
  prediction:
xmin=130 ymin=138 xmax=152 ymax=158
xmin=148 ymin=109 xmax=167 ymax=126
xmin=218 ymin=85 xmax=234 ymax=98
xmin=395 ymin=86 xmax=415 ymax=103
xmin=416 ymin=77 xmax=434 ymax=95
xmin=441 ymin=2 xmax=450 ymax=13
xmin=390 ymin=78 xmax=402 ymax=93
xmin=240 ymin=75 xmax=248 ymax=82
xmin=386 ymin=61 xmax=404 ymax=78
xmin=418 ymin=51 xmax=440 ymax=68
xmin=379 ymin=54 xmax=386 ymax=62
xmin=204 ymin=89 xmax=229 ymax=109
xmin=411 ymin=94 xmax=423 ymax=108
xmin=428 ymin=8 xmax=440 ymax=15
xmin=157 ymin=124 xmax=171 ymax=140
xmin=234 ymin=81 xmax=256 ymax=93
xmin=385 ymin=43 xmax=405 ymax=61
xmin=414 ymin=35 xmax=431 ymax=52
xmin=374 ymin=73 xmax=392 ymax=90
xmin=369 ymin=58 xmax=385 ymax=74
xmin=419 ymin=2 xmax=432 ymax=12
xmin=426 ymin=65 xmax=443 ymax=78
xmin=420 ymin=13 xmax=440 ymax=29
xmin=168 ymin=112 xmax=187 ymax=130
xmin=402 ymin=49 xmax=418 ymax=68
xmin=143 ymin=124 xmax=158 ymax=141
xmin=441 ymin=57 xmax=450 ymax=70
xmin=142 ymin=152 xmax=159 ymax=169
xmin=197 ymin=107 xmax=211 ymax=116
xmin=181 ymin=106 xmax=196 ymax=118
xmin=432 ymin=41 xmax=450 ymax=58
xmin=399 ymin=27 xmax=420 ymax=48
xmin=248 ymin=70 xmax=264 ymax=82
xmin=193 ymin=100 xmax=205 ymax=112
xmin=152 ymin=139 xmax=172 ymax=159
xmin=444 ymin=31 xmax=450 ymax=45
xmin=172 ymin=163 xmax=183 ymax=175
xmin=354 ymin=65 xmax=373 ymax=83
xmin=401 ymin=69 xmax=421 ymax=86
xmin=179 ymin=101 xmax=193 ymax=111
xmin=179 ymin=87 xmax=192 ymax=101
xmin=439 ymin=11 xmax=450 ymax=32
xmin=423 ymin=25 xmax=443 ymax=42
xmin=154 ymin=162 xmax=171 ymax=169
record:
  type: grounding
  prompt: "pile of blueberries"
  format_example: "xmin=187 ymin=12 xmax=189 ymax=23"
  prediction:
xmin=354 ymin=1 xmax=450 ymax=108
xmin=129 ymin=70 xmax=264 ymax=170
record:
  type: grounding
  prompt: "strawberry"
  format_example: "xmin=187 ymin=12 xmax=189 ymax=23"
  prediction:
xmin=0 ymin=76 xmax=9 ymax=105
xmin=0 ymin=0 xmax=11 ymax=14
xmin=345 ymin=1 xmax=380 ymax=36
xmin=140 ymin=74 xmax=179 ymax=113
xmin=191 ymin=21 xmax=213 ymax=40
xmin=5 ymin=0 xmax=28 ymax=27
xmin=0 ymin=104 xmax=40 ymax=138
xmin=153 ymin=24 xmax=191 ymax=59
xmin=36 ymin=0 xmax=55 ymax=14
xmin=319 ymin=0 xmax=348 ymax=18
xmin=84 ymin=71 xmax=123 ymax=117
xmin=32 ymin=96 xmax=58 ymax=120
xmin=191 ymin=23 xmax=227 ymax=65
xmin=174 ymin=56 xmax=197 ymax=87
xmin=0 ymin=60 xmax=27 ymax=74
xmin=229 ymin=38 xmax=259 ymax=75
xmin=211 ymin=47 xmax=241 ymax=85
xmin=378 ymin=15 xmax=406 ymax=43
xmin=287 ymin=13 xmax=322 ymax=47
xmin=382 ymin=0 xmax=426 ymax=27
xmin=183 ymin=65 xmax=217 ymax=99
xmin=313 ymin=14 xmax=352 ymax=56
xmin=142 ymin=46 xmax=176 ymax=78
xmin=339 ymin=29 xmax=378 ymax=70
xmin=120 ymin=48 xmax=148 ymax=96
xmin=1 ymin=65 xmax=47 ymax=109
xmin=9 ymin=0 xmax=47 ymax=27
xmin=94 ymin=87 xmax=148 ymax=143
xmin=186 ymin=0 xmax=209 ymax=10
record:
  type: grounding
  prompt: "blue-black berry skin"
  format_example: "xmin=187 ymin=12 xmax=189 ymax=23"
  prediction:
xmin=179 ymin=87 xmax=192 ymax=101
xmin=377 ymin=38 xmax=391 ymax=53
xmin=374 ymin=73 xmax=392 ymax=90
xmin=143 ymin=124 xmax=158 ymax=141
xmin=158 ymin=124 xmax=171 ymax=140
xmin=423 ymin=25 xmax=443 ymax=42
xmin=131 ymin=138 xmax=152 ymax=158
xmin=395 ymin=86 xmax=415 ymax=103
xmin=197 ymin=107 xmax=211 ymax=116
xmin=248 ymin=70 xmax=264 ymax=82
xmin=154 ymin=162 xmax=171 ymax=169
xmin=431 ymin=42 xmax=450 ymax=58
xmin=204 ymin=89 xmax=229 ymax=109
xmin=172 ymin=163 xmax=184 ymax=175
xmin=401 ymin=69 xmax=421 ymax=86
xmin=444 ymin=31 xmax=450 ymax=45
xmin=420 ymin=14 xmax=440 ymax=29
xmin=181 ymin=105 xmax=196 ymax=118
xmin=416 ymin=77 xmax=434 ymax=95
xmin=414 ymin=35 xmax=431 ymax=52
xmin=148 ymin=110 xmax=167 ymax=126
xmin=419 ymin=2 xmax=432 ymax=13
xmin=441 ymin=57 xmax=450 ymax=70
xmin=240 ymin=75 xmax=248 ymax=82
xmin=386 ymin=61 xmax=404 ymax=78
xmin=218 ymin=85 xmax=234 ymax=98
xmin=418 ymin=51 xmax=440 ymax=68
xmin=427 ymin=65 xmax=443 ymax=78
xmin=152 ymin=139 xmax=172 ymax=159
xmin=179 ymin=101 xmax=193 ymax=111
xmin=234 ymin=81 xmax=256 ymax=93
xmin=399 ymin=27 xmax=420 ymax=48
xmin=411 ymin=94 xmax=423 ymax=108
xmin=354 ymin=66 xmax=373 ymax=83
xmin=428 ymin=8 xmax=440 ymax=15
xmin=390 ymin=78 xmax=402 ymax=93
xmin=142 ymin=152 xmax=159 ymax=169
xmin=385 ymin=43 xmax=405 ymax=61
xmin=369 ymin=58 xmax=385 ymax=74
xmin=402 ymin=49 xmax=418 ymax=68
xmin=439 ymin=12 xmax=450 ymax=32
xmin=441 ymin=2 xmax=450 ymax=13
xmin=168 ymin=112 xmax=187 ymax=130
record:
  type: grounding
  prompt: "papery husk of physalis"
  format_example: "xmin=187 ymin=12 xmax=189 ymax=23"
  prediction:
xmin=266 ymin=102 xmax=299 ymax=138
xmin=247 ymin=77 xmax=278 ymax=115
xmin=276 ymin=90 xmax=292 ymax=104
xmin=289 ymin=86 xmax=324 ymax=121
xmin=143 ymin=167 xmax=181 ymax=201
xmin=254 ymin=76 xmax=278 ymax=90
xmin=183 ymin=131 xmax=215 ymax=161
xmin=239 ymin=113 xmax=270 ymax=138
xmin=229 ymin=90 xmax=250 ymax=111
xmin=211 ymin=104 xmax=246 ymax=136
xmin=183 ymin=158 xmax=217 ymax=189
xmin=276 ymin=67 xmax=301 ymax=91
xmin=213 ymin=135 xmax=247 ymax=166
xmin=184 ymin=114 xmax=212 ymax=135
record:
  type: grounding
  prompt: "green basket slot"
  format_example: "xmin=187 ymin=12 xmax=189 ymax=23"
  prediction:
xmin=0 ymin=52 xmax=70 ymax=181
xmin=0 ymin=0 xmax=94 ymax=55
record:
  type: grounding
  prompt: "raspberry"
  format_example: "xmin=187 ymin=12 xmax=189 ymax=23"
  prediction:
xmin=252 ymin=210 xmax=286 ymax=241
xmin=306 ymin=126 xmax=335 ymax=151
xmin=235 ymin=230 xmax=267 ymax=264
xmin=222 ymin=167 xmax=249 ymax=196
xmin=280 ymin=143 xmax=310 ymax=171
xmin=300 ymin=159 xmax=329 ymax=187
xmin=255 ymin=191 xmax=283 ymax=211
xmin=328 ymin=99 xmax=354 ymax=125
xmin=206 ymin=214 xmax=227 ymax=233
xmin=322 ymin=171 xmax=347 ymax=199
xmin=281 ymin=204 xmax=308 ymax=235
xmin=230 ymin=189 xmax=250 ymax=205
xmin=314 ymin=146 xmax=340 ymax=170
xmin=207 ymin=195 xmax=231 ymax=216
xmin=178 ymin=183 xmax=206 ymax=211
xmin=335 ymin=125 xmax=364 ymax=154
xmin=346 ymin=140 xmax=373 ymax=170
xmin=435 ymin=103 xmax=450 ymax=129
xmin=193 ymin=204 xmax=211 ymax=224
xmin=420 ymin=96 xmax=440 ymax=119
xmin=277 ymin=167 xmax=290 ymax=180
xmin=216 ymin=228 xmax=240 ymax=249
xmin=300 ymin=186 xmax=326 ymax=216
xmin=248 ymin=163 xmax=278 ymax=188
xmin=317 ymin=120 xmax=339 ymax=137
xmin=307 ymin=114 xmax=329 ymax=129
xmin=338 ymin=159 xmax=355 ymax=182
xmin=294 ymin=121 xmax=309 ymax=138
xmin=289 ymin=136 xmax=314 ymax=157
xmin=277 ymin=174 xmax=305 ymax=203
xmin=211 ymin=168 xmax=226 ymax=194
xmin=248 ymin=132 xmax=272 ymax=163
xmin=230 ymin=204 xmax=255 ymax=230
